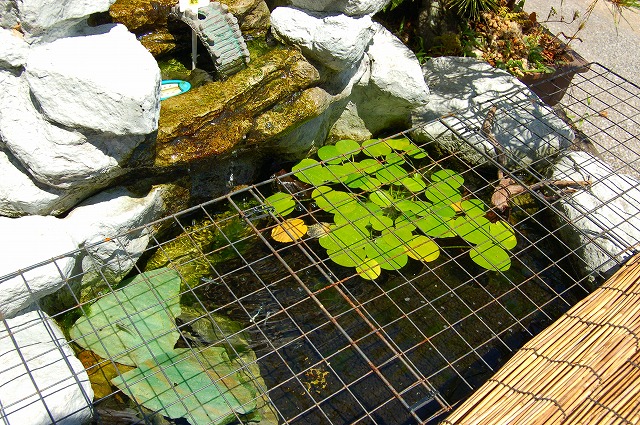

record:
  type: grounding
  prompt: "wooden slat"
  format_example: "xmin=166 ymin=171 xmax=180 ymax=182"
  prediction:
xmin=442 ymin=254 xmax=640 ymax=424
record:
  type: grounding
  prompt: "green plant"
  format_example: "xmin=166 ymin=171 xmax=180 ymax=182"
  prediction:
xmin=264 ymin=138 xmax=517 ymax=280
xmin=70 ymin=268 xmax=259 ymax=425
xmin=447 ymin=0 xmax=500 ymax=19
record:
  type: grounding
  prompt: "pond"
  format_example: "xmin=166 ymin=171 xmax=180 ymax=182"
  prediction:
xmin=56 ymin=132 xmax=590 ymax=425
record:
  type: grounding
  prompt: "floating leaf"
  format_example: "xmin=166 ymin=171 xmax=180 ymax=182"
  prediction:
xmin=424 ymin=181 xmax=463 ymax=204
xmin=357 ymin=158 xmax=383 ymax=174
xmin=313 ymin=189 xmax=357 ymax=214
xmin=376 ymin=164 xmax=407 ymax=185
xmin=461 ymin=199 xmax=486 ymax=218
xmin=292 ymin=159 xmax=335 ymax=186
xmin=345 ymin=174 xmax=381 ymax=191
xmin=415 ymin=215 xmax=453 ymax=238
xmin=356 ymin=258 xmax=381 ymax=280
xmin=365 ymin=236 xmax=408 ymax=271
xmin=401 ymin=175 xmax=426 ymax=192
xmin=335 ymin=139 xmax=361 ymax=157
xmin=70 ymin=268 xmax=182 ymax=367
xmin=317 ymin=145 xmax=343 ymax=164
xmin=333 ymin=203 xmax=371 ymax=230
xmin=406 ymin=145 xmax=427 ymax=159
xmin=264 ymin=192 xmax=295 ymax=216
xmin=386 ymin=137 xmax=412 ymax=151
xmin=470 ymin=242 xmax=511 ymax=271
xmin=330 ymin=245 xmax=367 ymax=267
xmin=326 ymin=164 xmax=353 ymax=182
xmin=490 ymin=221 xmax=517 ymax=250
xmin=362 ymin=139 xmax=392 ymax=157
xmin=370 ymin=190 xmax=395 ymax=207
xmin=406 ymin=236 xmax=440 ymax=262
xmin=385 ymin=152 xmax=405 ymax=166
xmin=431 ymin=169 xmax=464 ymax=188
xmin=112 ymin=347 xmax=257 ymax=425
xmin=271 ymin=218 xmax=308 ymax=243
xmin=452 ymin=216 xmax=492 ymax=244
xmin=370 ymin=214 xmax=393 ymax=231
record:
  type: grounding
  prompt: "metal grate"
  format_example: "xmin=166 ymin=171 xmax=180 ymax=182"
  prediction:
xmin=1 ymin=63 xmax=639 ymax=425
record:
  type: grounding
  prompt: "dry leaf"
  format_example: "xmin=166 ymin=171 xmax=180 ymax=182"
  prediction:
xmin=271 ymin=218 xmax=308 ymax=243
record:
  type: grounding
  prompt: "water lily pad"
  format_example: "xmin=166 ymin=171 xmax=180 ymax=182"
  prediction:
xmin=452 ymin=216 xmax=492 ymax=244
xmin=365 ymin=237 xmax=408 ymax=271
xmin=292 ymin=159 xmax=335 ymax=186
xmin=370 ymin=214 xmax=393 ymax=231
xmin=333 ymin=203 xmax=371 ymax=230
xmin=490 ymin=221 xmax=517 ymax=250
xmin=336 ymin=139 xmax=361 ymax=157
xmin=112 ymin=347 xmax=257 ymax=425
xmin=406 ymin=236 xmax=440 ymax=262
xmin=415 ymin=215 xmax=453 ymax=238
xmin=470 ymin=242 xmax=511 ymax=271
xmin=357 ymin=158 xmax=383 ymax=174
xmin=401 ymin=175 xmax=426 ymax=192
xmin=376 ymin=164 xmax=407 ymax=185
xmin=461 ymin=199 xmax=486 ymax=218
xmin=271 ymin=218 xmax=308 ymax=243
xmin=317 ymin=145 xmax=345 ymax=164
xmin=330 ymin=245 xmax=367 ymax=267
xmin=345 ymin=174 xmax=381 ymax=191
xmin=313 ymin=189 xmax=357 ymax=214
xmin=385 ymin=152 xmax=405 ymax=166
xmin=362 ymin=139 xmax=392 ymax=157
xmin=370 ymin=190 xmax=395 ymax=207
xmin=356 ymin=258 xmax=381 ymax=280
xmin=424 ymin=181 xmax=463 ymax=204
xmin=405 ymin=145 xmax=427 ymax=159
xmin=70 ymin=268 xmax=182 ymax=367
xmin=264 ymin=192 xmax=295 ymax=216
xmin=431 ymin=169 xmax=464 ymax=188
xmin=386 ymin=137 xmax=412 ymax=151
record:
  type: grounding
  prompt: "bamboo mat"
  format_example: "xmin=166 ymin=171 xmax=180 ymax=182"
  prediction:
xmin=441 ymin=253 xmax=640 ymax=425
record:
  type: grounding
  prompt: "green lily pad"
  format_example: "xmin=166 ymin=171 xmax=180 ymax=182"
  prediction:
xmin=362 ymin=139 xmax=392 ymax=157
xmin=424 ymin=181 xmax=463 ymax=204
xmin=70 ymin=268 xmax=182 ymax=367
xmin=292 ymin=159 xmax=335 ymax=186
xmin=357 ymin=158 xmax=383 ymax=174
xmin=313 ymin=189 xmax=357 ymax=214
xmin=406 ymin=236 xmax=440 ymax=262
xmin=370 ymin=190 xmax=395 ymax=207
xmin=415 ymin=215 xmax=453 ymax=238
xmin=470 ymin=242 xmax=511 ymax=271
xmin=112 ymin=347 xmax=257 ymax=425
xmin=370 ymin=214 xmax=393 ymax=231
xmin=356 ymin=258 xmax=381 ymax=280
xmin=385 ymin=152 xmax=405 ymax=166
xmin=329 ymin=245 xmax=368 ymax=267
xmin=335 ymin=139 xmax=361 ymax=157
xmin=376 ymin=164 xmax=407 ymax=185
xmin=452 ymin=216 xmax=492 ymax=244
xmin=386 ymin=137 xmax=412 ymax=151
xmin=401 ymin=175 xmax=426 ymax=192
xmin=317 ymin=145 xmax=343 ymax=164
xmin=365 ymin=236 xmax=408 ymax=271
xmin=345 ymin=174 xmax=381 ymax=191
xmin=405 ymin=145 xmax=427 ymax=159
xmin=431 ymin=169 xmax=464 ymax=188
xmin=490 ymin=221 xmax=517 ymax=250
xmin=264 ymin=192 xmax=295 ymax=216
xmin=461 ymin=199 xmax=486 ymax=219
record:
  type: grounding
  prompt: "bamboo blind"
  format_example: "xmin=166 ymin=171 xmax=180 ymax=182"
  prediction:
xmin=441 ymin=253 xmax=640 ymax=425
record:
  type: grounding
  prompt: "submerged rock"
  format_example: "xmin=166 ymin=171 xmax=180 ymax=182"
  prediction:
xmin=156 ymin=45 xmax=326 ymax=167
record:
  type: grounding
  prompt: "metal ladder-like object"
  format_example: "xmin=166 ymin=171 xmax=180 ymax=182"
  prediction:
xmin=170 ymin=2 xmax=250 ymax=78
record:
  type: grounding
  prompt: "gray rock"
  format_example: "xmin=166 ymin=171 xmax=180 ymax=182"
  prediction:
xmin=0 ymin=28 xmax=27 ymax=68
xmin=0 ymin=0 xmax=18 ymax=29
xmin=0 ymin=70 xmax=140 ymax=189
xmin=551 ymin=151 xmax=640 ymax=280
xmin=278 ymin=0 xmax=389 ymax=16
xmin=25 ymin=24 xmax=160 ymax=135
xmin=15 ymin=0 xmax=115 ymax=41
xmin=411 ymin=56 xmax=573 ymax=170
xmin=270 ymin=7 xmax=375 ymax=71
xmin=0 ymin=308 xmax=93 ymax=424
xmin=0 ymin=214 xmax=77 ymax=318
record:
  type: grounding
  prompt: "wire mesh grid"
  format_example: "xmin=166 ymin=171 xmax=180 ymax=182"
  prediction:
xmin=1 ymin=63 xmax=639 ymax=425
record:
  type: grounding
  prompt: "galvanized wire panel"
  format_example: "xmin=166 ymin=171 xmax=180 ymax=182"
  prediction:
xmin=1 ymin=63 xmax=639 ymax=425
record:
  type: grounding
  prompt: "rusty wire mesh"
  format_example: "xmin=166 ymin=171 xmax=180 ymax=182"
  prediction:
xmin=1 ymin=63 xmax=639 ymax=425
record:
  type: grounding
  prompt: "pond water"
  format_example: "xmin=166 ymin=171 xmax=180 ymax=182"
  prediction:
xmin=61 ymin=135 xmax=591 ymax=425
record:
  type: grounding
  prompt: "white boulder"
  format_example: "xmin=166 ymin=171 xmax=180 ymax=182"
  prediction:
xmin=411 ymin=56 xmax=573 ymax=169
xmin=64 ymin=186 xmax=170 ymax=301
xmin=551 ymin=151 xmax=640 ymax=279
xmin=0 ymin=215 xmax=77 ymax=318
xmin=270 ymin=7 xmax=375 ymax=71
xmin=0 ymin=70 xmax=141 ymax=189
xmin=25 ymin=24 xmax=160 ymax=135
xmin=283 ymin=0 xmax=389 ymax=16
xmin=339 ymin=22 xmax=429 ymax=136
xmin=0 ymin=149 xmax=95 ymax=217
xmin=0 ymin=28 xmax=27 ymax=68
xmin=0 ymin=308 xmax=93 ymax=424
xmin=15 ymin=0 xmax=115 ymax=41
xmin=0 ymin=0 xmax=18 ymax=29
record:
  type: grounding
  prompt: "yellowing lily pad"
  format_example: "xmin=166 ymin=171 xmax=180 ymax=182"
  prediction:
xmin=271 ymin=218 xmax=308 ymax=242
xmin=356 ymin=258 xmax=381 ymax=280
xmin=406 ymin=236 xmax=440 ymax=262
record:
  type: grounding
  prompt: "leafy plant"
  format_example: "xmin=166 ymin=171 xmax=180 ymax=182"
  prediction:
xmin=447 ymin=0 xmax=499 ymax=19
xmin=266 ymin=138 xmax=517 ymax=280
xmin=71 ymin=268 xmax=259 ymax=425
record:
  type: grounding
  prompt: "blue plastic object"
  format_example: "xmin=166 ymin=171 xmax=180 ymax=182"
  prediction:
xmin=160 ymin=80 xmax=191 ymax=101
